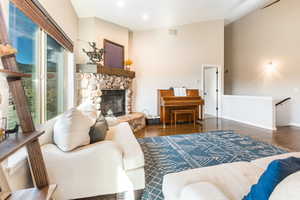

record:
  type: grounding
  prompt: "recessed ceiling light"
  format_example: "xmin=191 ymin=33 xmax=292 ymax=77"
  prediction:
xmin=142 ymin=14 xmax=149 ymax=21
xmin=116 ymin=1 xmax=125 ymax=7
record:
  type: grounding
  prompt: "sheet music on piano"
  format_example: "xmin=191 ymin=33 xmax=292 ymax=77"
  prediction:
xmin=173 ymin=87 xmax=187 ymax=97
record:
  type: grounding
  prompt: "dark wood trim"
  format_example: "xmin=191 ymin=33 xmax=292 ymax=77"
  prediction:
xmin=103 ymin=39 xmax=125 ymax=68
xmin=98 ymin=65 xmax=135 ymax=78
xmin=76 ymin=64 xmax=135 ymax=78
xmin=9 ymin=0 xmax=74 ymax=52
xmin=275 ymin=97 xmax=291 ymax=106
xmin=262 ymin=0 xmax=281 ymax=9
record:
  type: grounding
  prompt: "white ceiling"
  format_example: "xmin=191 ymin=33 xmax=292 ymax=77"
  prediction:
xmin=71 ymin=0 xmax=271 ymax=30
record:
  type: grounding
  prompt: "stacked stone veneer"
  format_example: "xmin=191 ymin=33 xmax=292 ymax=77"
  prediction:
xmin=76 ymin=73 xmax=133 ymax=114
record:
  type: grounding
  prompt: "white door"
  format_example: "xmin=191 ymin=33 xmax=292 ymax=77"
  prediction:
xmin=203 ymin=67 xmax=218 ymax=117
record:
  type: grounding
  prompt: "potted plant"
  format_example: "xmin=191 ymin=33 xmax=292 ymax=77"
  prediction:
xmin=124 ymin=59 xmax=133 ymax=71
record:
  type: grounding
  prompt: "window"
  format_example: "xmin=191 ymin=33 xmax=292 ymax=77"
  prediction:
xmin=9 ymin=3 xmax=40 ymax=127
xmin=46 ymin=35 xmax=66 ymax=120
xmin=7 ymin=3 xmax=68 ymax=127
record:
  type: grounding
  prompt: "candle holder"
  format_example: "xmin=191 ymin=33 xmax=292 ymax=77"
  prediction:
xmin=0 ymin=117 xmax=7 ymax=142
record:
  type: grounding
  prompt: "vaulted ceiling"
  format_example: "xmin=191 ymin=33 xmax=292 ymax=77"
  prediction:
xmin=71 ymin=0 xmax=271 ymax=30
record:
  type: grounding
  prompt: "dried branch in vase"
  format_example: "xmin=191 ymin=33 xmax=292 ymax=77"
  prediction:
xmin=82 ymin=42 xmax=104 ymax=65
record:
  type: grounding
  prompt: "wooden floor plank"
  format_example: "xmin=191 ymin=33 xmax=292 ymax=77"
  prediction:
xmin=136 ymin=117 xmax=300 ymax=152
xmin=82 ymin=117 xmax=300 ymax=200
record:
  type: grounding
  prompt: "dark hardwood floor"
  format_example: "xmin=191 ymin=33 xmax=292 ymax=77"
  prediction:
xmin=136 ymin=117 xmax=300 ymax=152
xmin=86 ymin=117 xmax=300 ymax=200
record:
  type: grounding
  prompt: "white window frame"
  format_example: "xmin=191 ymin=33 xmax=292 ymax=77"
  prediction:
xmin=7 ymin=2 xmax=70 ymax=125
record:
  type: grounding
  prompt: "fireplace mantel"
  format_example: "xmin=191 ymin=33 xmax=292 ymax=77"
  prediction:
xmin=77 ymin=64 xmax=135 ymax=79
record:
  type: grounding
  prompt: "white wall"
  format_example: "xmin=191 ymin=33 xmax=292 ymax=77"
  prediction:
xmin=131 ymin=20 xmax=224 ymax=116
xmin=77 ymin=17 xmax=130 ymax=64
xmin=38 ymin=0 xmax=78 ymax=43
xmin=224 ymin=0 xmax=300 ymax=126
xmin=222 ymin=95 xmax=276 ymax=130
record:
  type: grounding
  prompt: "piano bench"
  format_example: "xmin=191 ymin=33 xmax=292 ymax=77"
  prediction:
xmin=171 ymin=109 xmax=196 ymax=128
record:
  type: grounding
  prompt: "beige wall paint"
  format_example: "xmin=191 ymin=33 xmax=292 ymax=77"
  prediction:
xmin=224 ymin=0 xmax=300 ymax=125
xmin=132 ymin=20 xmax=224 ymax=116
xmin=77 ymin=17 xmax=130 ymax=64
xmin=38 ymin=0 xmax=78 ymax=43
xmin=37 ymin=0 xmax=79 ymax=108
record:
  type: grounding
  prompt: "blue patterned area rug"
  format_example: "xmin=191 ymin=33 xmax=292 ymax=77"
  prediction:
xmin=137 ymin=130 xmax=287 ymax=200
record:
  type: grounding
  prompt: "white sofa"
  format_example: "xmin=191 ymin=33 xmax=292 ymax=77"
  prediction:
xmin=163 ymin=152 xmax=300 ymax=200
xmin=1 ymin=117 xmax=145 ymax=200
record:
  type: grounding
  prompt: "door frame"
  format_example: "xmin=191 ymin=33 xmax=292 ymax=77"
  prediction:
xmin=202 ymin=64 xmax=222 ymax=118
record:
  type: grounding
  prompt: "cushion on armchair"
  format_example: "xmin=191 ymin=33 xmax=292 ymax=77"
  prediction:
xmin=269 ymin=171 xmax=300 ymax=200
xmin=243 ymin=157 xmax=300 ymax=200
xmin=53 ymin=108 xmax=92 ymax=152
xmin=89 ymin=115 xmax=109 ymax=143
xmin=78 ymin=101 xmax=98 ymax=125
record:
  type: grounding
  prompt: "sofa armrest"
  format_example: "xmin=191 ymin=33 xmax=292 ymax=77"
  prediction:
xmin=180 ymin=182 xmax=230 ymax=200
xmin=42 ymin=141 xmax=132 ymax=199
xmin=106 ymin=122 xmax=144 ymax=170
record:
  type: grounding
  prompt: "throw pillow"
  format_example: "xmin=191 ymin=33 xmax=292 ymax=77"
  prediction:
xmin=89 ymin=116 xmax=109 ymax=143
xmin=53 ymin=108 xmax=91 ymax=152
xmin=269 ymin=171 xmax=300 ymax=200
xmin=243 ymin=157 xmax=300 ymax=200
xmin=105 ymin=116 xmax=119 ymax=127
xmin=77 ymin=101 xmax=98 ymax=125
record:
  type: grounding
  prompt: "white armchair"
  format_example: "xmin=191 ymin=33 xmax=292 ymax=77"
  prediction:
xmin=42 ymin=121 xmax=145 ymax=199
xmin=1 ymin=118 xmax=145 ymax=200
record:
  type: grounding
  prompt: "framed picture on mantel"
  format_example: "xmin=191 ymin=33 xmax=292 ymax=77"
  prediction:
xmin=103 ymin=39 xmax=124 ymax=69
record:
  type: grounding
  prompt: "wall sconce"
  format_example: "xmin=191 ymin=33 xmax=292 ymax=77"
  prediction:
xmin=265 ymin=62 xmax=276 ymax=73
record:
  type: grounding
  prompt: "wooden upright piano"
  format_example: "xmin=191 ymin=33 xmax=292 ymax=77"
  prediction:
xmin=158 ymin=89 xmax=205 ymax=127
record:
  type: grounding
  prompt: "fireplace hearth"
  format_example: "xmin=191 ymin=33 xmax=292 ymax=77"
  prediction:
xmin=76 ymin=72 xmax=146 ymax=132
xmin=101 ymin=90 xmax=126 ymax=117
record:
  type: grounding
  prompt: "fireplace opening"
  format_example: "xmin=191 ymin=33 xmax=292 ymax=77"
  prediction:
xmin=101 ymin=90 xmax=126 ymax=117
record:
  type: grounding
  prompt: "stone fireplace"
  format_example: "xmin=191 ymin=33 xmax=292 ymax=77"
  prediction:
xmin=76 ymin=65 xmax=146 ymax=132
xmin=101 ymin=90 xmax=126 ymax=117
xmin=76 ymin=72 xmax=133 ymax=115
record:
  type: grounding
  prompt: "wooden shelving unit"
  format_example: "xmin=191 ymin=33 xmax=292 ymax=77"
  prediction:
xmin=0 ymin=69 xmax=31 ymax=79
xmin=8 ymin=184 xmax=57 ymax=200
xmin=0 ymin=3 xmax=56 ymax=200
xmin=0 ymin=131 xmax=44 ymax=162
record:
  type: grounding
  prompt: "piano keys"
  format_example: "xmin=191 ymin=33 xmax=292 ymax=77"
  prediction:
xmin=158 ymin=89 xmax=205 ymax=128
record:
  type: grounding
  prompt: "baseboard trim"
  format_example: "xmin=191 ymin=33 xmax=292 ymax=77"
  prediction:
xmin=288 ymin=123 xmax=300 ymax=128
xmin=221 ymin=116 xmax=276 ymax=131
